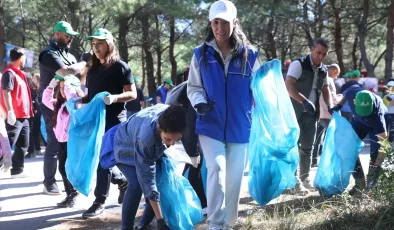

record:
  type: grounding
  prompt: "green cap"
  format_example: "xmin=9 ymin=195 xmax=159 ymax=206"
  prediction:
xmin=53 ymin=21 xmax=80 ymax=36
xmin=352 ymin=70 xmax=361 ymax=77
xmin=164 ymin=79 xmax=174 ymax=87
xmin=133 ymin=77 xmax=139 ymax=83
xmin=355 ymin=90 xmax=374 ymax=116
xmin=54 ymin=74 xmax=65 ymax=81
xmin=86 ymin=28 xmax=113 ymax=42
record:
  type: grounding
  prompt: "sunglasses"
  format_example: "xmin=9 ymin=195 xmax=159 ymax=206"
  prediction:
xmin=63 ymin=33 xmax=74 ymax=39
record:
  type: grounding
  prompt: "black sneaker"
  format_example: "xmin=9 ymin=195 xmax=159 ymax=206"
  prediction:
xmin=118 ymin=182 xmax=128 ymax=204
xmin=82 ymin=202 xmax=104 ymax=219
xmin=43 ymin=183 xmax=61 ymax=195
xmin=57 ymin=192 xmax=78 ymax=208
xmin=134 ymin=224 xmax=154 ymax=230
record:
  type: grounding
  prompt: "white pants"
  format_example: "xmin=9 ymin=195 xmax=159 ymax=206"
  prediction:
xmin=199 ymin=135 xmax=248 ymax=228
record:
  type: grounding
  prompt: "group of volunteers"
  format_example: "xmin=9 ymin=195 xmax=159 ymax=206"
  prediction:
xmin=0 ymin=0 xmax=391 ymax=229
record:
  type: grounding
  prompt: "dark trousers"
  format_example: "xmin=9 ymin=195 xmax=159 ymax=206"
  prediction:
xmin=350 ymin=118 xmax=381 ymax=181
xmin=41 ymin=104 xmax=60 ymax=186
xmin=297 ymin=112 xmax=318 ymax=181
xmin=6 ymin=118 xmax=30 ymax=173
xmin=312 ymin=118 xmax=330 ymax=163
xmin=117 ymin=163 xmax=155 ymax=229
xmin=183 ymin=155 xmax=207 ymax=209
xmin=94 ymin=118 xmax=127 ymax=204
xmin=28 ymin=111 xmax=42 ymax=153
xmin=58 ymin=142 xmax=76 ymax=195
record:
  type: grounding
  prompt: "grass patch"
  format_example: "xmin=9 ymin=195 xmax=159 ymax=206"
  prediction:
xmin=236 ymin=193 xmax=394 ymax=230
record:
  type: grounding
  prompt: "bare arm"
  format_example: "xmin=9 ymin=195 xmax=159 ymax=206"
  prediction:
xmin=149 ymin=200 xmax=164 ymax=219
xmin=2 ymin=90 xmax=13 ymax=112
xmin=115 ymin=84 xmax=137 ymax=103
xmin=55 ymin=61 xmax=86 ymax=76
xmin=285 ymin=76 xmax=307 ymax=104
xmin=156 ymin=96 xmax=163 ymax=104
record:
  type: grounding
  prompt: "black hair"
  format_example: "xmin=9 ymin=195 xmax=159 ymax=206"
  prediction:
xmin=313 ymin=38 xmax=330 ymax=49
xmin=158 ymin=105 xmax=186 ymax=134
xmin=10 ymin=47 xmax=26 ymax=62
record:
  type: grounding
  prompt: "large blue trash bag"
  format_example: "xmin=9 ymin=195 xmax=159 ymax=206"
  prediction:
xmin=250 ymin=59 xmax=300 ymax=159
xmin=99 ymin=124 xmax=120 ymax=169
xmin=313 ymin=112 xmax=364 ymax=197
xmin=65 ymin=92 xmax=108 ymax=196
xmin=157 ymin=157 xmax=204 ymax=230
xmin=248 ymin=59 xmax=300 ymax=206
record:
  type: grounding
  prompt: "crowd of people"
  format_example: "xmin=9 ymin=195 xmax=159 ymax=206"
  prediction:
xmin=0 ymin=0 xmax=393 ymax=229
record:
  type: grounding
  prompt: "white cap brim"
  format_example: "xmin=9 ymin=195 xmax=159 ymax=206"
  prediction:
xmin=209 ymin=12 xmax=235 ymax=22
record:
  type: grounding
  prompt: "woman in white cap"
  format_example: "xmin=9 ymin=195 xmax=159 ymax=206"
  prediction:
xmin=187 ymin=1 xmax=260 ymax=229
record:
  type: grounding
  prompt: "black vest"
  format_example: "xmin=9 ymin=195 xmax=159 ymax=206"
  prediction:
xmin=291 ymin=55 xmax=327 ymax=120
xmin=38 ymin=39 xmax=77 ymax=96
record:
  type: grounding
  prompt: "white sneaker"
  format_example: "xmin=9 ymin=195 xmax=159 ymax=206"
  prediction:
xmin=294 ymin=181 xmax=310 ymax=195
xmin=302 ymin=178 xmax=317 ymax=191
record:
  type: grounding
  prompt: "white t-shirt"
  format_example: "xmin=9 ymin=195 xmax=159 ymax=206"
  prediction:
xmin=287 ymin=56 xmax=328 ymax=105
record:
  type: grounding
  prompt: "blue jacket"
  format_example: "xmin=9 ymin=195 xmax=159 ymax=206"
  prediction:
xmin=192 ymin=44 xmax=258 ymax=143
xmin=113 ymin=104 xmax=168 ymax=202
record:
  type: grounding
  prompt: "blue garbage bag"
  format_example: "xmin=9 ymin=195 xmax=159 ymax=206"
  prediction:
xmin=65 ymin=92 xmax=108 ymax=196
xmin=250 ymin=59 xmax=300 ymax=159
xmin=248 ymin=59 xmax=300 ymax=206
xmin=157 ymin=157 xmax=204 ymax=230
xmin=40 ymin=115 xmax=47 ymax=143
xmin=313 ymin=112 xmax=364 ymax=197
xmin=99 ymin=124 xmax=120 ymax=169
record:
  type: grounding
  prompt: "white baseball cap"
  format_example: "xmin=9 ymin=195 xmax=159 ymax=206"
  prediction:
xmin=209 ymin=0 xmax=237 ymax=22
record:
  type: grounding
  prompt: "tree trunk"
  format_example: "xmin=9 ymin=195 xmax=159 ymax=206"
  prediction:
xmin=155 ymin=15 xmax=162 ymax=86
xmin=169 ymin=16 xmax=177 ymax=84
xmin=266 ymin=18 xmax=277 ymax=59
xmin=141 ymin=14 xmax=155 ymax=97
xmin=314 ymin=0 xmax=324 ymax=38
xmin=18 ymin=0 xmax=26 ymax=47
xmin=118 ymin=14 xmax=129 ymax=62
xmin=358 ymin=0 xmax=375 ymax=77
xmin=329 ymin=0 xmax=345 ymax=75
xmin=303 ymin=2 xmax=314 ymax=48
xmin=384 ymin=0 xmax=394 ymax=81
xmin=352 ymin=36 xmax=359 ymax=70
xmin=141 ymin=47 xmax=146 ymax=90
xmin=67 ymin=0 xmax=81 ymax=58
xmin=0 ymin=0 xmax=6 ymax=71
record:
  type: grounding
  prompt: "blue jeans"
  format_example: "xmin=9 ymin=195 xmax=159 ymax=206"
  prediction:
xmin=117 ymin=163 xmax=155 ymax=229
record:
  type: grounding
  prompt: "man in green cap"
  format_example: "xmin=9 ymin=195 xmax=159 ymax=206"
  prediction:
xmin=39 ymin=21 xmax=87 ymax=195
xmin=330 ymin=84 xmax=388 ymax=195
xmin=154 ymin=79 xmax=174 ymax=104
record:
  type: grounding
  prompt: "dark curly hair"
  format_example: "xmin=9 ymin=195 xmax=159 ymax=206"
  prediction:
xmin=158 ymin=105 xmax=186 ymax=134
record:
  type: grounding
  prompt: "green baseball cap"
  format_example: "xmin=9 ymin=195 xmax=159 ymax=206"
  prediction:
xmin=164 ymin=79 xmax=174 ymax=87
xmin=343 ymin=72 xmax=350 ymax=78
xmin=53 ymin=21 xmax=80 ymax=36
xmin=86 ymin=28 xmax=114 ymax=42
xmin=355 ymin=90 xmax=374 ymax=116
xmin=352 ymin=70 xmax=361 ymax=77
xmin=133 ymin=77 xmax=139 ymax=83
